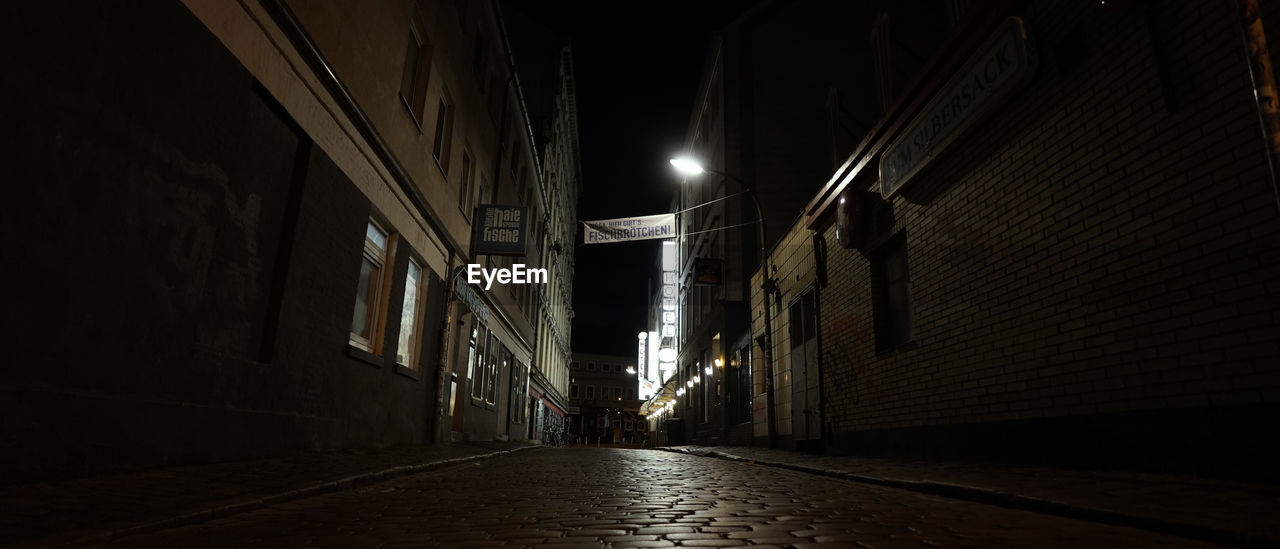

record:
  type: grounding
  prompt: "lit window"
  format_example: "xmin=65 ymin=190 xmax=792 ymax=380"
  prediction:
xmin=486 ymin=348 xmax=505 ymax=404
xmin=469 ymin=327 xmax=488 ymax=402
xmin=396 ymin=258 xmax=426 ymax=368
xmin=350 ymin=220 xmax=391 ymax=353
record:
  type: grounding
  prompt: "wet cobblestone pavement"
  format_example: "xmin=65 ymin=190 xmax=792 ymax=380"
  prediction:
xmin=91 ymin=448 xmax=1218 ymax=548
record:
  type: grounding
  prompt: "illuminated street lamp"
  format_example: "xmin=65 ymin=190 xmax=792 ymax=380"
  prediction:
xmin=669 ymin=156 xmax=779 ymax=448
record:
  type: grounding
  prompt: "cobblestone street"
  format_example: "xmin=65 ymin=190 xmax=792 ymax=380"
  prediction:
xmin=93 ymin=448 xmax=1217 ymax=548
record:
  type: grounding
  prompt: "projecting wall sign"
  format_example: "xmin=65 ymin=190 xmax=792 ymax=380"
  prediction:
xmin=453 ymin=274 xmax=490 ymax=322
xmin=472 ymin=205 xmax=528 ymax=256
xmin=880 ymin=16 xmax=1036 ymax=197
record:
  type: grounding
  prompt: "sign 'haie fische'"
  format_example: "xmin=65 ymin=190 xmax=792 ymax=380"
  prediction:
xmin=880 ymin=17 xmax=1036 ymax=197
xmin=472 ymin=205 xmax=527 ymax=256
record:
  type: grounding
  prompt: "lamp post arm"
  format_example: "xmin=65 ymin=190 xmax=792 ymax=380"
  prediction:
xmin=744 ymin=185 xmax=779 ymax=448
xmin=675 ymin=162 xmax=778 ymax=447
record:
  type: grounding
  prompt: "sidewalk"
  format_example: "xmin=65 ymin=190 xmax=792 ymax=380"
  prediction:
xmin=0 ymin=441 xmax=542 ymax=548
xmin=659 ymin=445 xmax=1280 ymax=548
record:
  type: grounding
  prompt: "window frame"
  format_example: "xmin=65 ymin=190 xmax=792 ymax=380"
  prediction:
xmin=471 ymin=29 xmax=488 ymax=84
xmin=398 ymin=22 xmax=433 ymax=130
xmin=458 ymin=149 xmax=475 ymax=217
xmin=349 ymin=219 xmax=394 ymax=354
xmin=432 ymin=93 xmax=455 ymax=173
xmin=872 ymin=233 xmax=913 ymax=352
xmin=395 ymin=256 xmax=427 ymax=369
xmin=468 ymin=321 xmax=487 ymax=402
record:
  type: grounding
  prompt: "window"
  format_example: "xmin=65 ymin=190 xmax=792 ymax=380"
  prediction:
xmin=571 ymin=384 xmax=579 ymax=398
xmin=398 ymin=23 xmax=432 ymax=128
xmin=510 ymin=361 xmax=528 ymax=423
xmin=453 ymin=0 xmax=468 ymax=26
xmin=873 ymin=235 xmax=912 ymax=351
xmin=484 ymin=340 xmax=503 ymax=405
xmin=614 ymin=387 xmax=622 ymax=400
xmin=468 ymin=321 xmax=487 ymax=401
xmin=395 ymin=257 xmax=426 ymax=368
xmin=487 ymin=71 xmax=503 ymax=121
xmin=685 ymin=365 xmax=693 ymax=410
xmin=471 ymin=30 xmax=488 ymax=82
xmin=572 ymin=361 xmax=580 ymax=369
xmin=701 ymin=357 xmax=710 ymax=423
xmin=586 ymin=385 xmax=595 ymax=399
xmin=870 ymin=13 xmax=894 ymax=113
xmin=459 ymin=151 xmax=475 ymax=215
xmin=587 ymin=362 xmax=595 ymax=370
xmin=727 ymin=346 xmax=751 ymax=424
xmin=350 ymin=219 xmax=392 ymax=353
xmin=432 ymin=95 xmax=455 ymax=171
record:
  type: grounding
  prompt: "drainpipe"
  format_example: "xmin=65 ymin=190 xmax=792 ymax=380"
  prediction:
xmin=1236 ymin=0 xmax=1280 ymax=216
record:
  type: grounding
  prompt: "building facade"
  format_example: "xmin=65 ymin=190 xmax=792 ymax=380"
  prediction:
xmin=1 ymin=0 xmax=577 ymax=480
xmin=567 ymin=353 xmax=644 ymax=444
xmin=750 ymin=0 xmax=1280 ymax=477
xmin=659 ymin=0 xmax=949 ymax=447
xmin=522 ymin=41 xmax=580 ymax=446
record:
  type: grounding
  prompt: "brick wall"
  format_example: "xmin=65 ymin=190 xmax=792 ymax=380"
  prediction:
xmin=759 ymin=0 xmax=1280 ymax=474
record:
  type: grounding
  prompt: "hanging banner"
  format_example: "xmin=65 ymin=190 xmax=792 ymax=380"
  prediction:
xmin=582 ymin=213 xmax=676 ymax=244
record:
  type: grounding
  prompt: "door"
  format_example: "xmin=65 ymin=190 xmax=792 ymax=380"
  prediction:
xmin=788 ymin=290 xmax=821 ymax=443
xmin=451 ymin=313 xmax=479 ymax=432
xmin=495 ymin=347 xmax=511 ymax=437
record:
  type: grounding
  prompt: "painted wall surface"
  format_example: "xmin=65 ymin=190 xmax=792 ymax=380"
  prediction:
xmin=1 ymin=1 xmax=442 ymax=481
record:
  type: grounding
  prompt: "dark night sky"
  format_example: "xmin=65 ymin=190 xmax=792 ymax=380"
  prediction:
xmin=505 ymin=1 xmax=757 ymax=356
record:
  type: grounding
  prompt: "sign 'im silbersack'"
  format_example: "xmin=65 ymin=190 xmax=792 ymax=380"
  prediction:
xmin=472 ymin=205 xmax=527 ymax=256
xmin=880 ymin=17 xmax=1036 ymax=197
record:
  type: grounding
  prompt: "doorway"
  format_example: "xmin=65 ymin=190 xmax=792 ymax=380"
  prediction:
xmin=788 ymin=289 xmax=821 ymax=446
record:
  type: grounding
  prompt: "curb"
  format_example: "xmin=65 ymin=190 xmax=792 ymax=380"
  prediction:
xmin=656 ymin=447 xmax=1278 ymax=549
xmin=46 ymin=445 xmax=544 ymax=548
